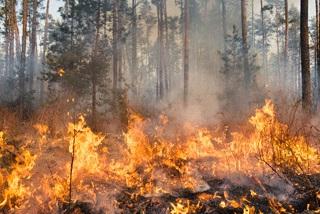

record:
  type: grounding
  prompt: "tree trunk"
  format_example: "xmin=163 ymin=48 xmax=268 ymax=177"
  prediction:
xmin=183 ymin=0 xmax=189 ymax=106
xmin=275 ymin=7 xmax=281 ymax=88
xmin=12 ymin=2 xmax=20 ymax=62
xmin=164 ymin=0 xmax=169 ymax=92
xmin=316 ymin=0 xmax=320 ymax=104
xmin=91 ymin=0 xmax=101 ymax=129
xmin=132 ymin=0 xmax=137 ymax=95
xmin=118 ymin=1 xmax=124 ymax=88
xmin=159 ymin=0 xmax=165 ymax=100
xmin=260 ymin=0 xmax=267 ymax=76
xmin=4 ymin=0 xmax=9 ymax=77
xmin=40 ymin=0 xmax=50 ymax=104
xmin=251 ymin=0 xmax=255 ymax=47
xmin=112 ymin=0 xmax=118 ymax=91
xmin=241 ymin=0 xmax=250 ymax=87
xmin=20 ymin=0 xmax=29 ymax=117
xmin=156 ymin=0 xmax=165 ymax=100
xmin=29 ymin=0 xmax=38 ymax=92
xmin=70 ymin=0 xmax=75 ymax=48
xmin=8 ymin=0 xmax=15 ymax=78
xmin=284 ymin=0 xmax=289 ymax=68
xmin=300 ymin=0 xmax=312 ymax=113
xmin=221 ymin=0 xmax=227 ymax=51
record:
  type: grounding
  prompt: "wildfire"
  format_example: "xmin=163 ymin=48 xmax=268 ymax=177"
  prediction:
xmin=0 ymin=132 xmax=37 ymax=209
xmin=67 ymin=115 xmax=105 ymax=176
xmin=0 ymin=100 xmax=319 ymax=212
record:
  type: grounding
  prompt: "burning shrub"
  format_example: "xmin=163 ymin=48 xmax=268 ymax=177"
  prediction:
xmin=67 ymin=115 xmax=105 ymax=176
xmin=244 ymin=100 xmax=319 ymax=175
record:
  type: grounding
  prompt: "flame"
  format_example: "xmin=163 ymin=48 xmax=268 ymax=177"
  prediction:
xmin=243 ymin=205 xmax=256 ymax=214
xmin=0 ymin=132 xmax=36 ymax=209
xmin=1 ymin=100 xmax=319 ymax=212
xmin=170 ymin=199 xmax=201 ymax=214
xmin=67 ymin=115 xmax=105 ymax=176
xmin=57 ymin=68 xmax=65 ymax=77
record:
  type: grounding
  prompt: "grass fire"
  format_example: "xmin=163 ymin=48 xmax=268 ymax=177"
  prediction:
xmin=0 ymin=100 xmax=319 ymax=213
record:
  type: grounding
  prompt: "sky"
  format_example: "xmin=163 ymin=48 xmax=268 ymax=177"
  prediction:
xmin=49 ymin=0 xmax=316 ymax=20
xmin=50 ymin=0 xmax=63 ymax=17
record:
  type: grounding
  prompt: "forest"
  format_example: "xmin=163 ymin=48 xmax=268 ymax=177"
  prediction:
xmin=0 ymin=0 xmax=320 ymax=213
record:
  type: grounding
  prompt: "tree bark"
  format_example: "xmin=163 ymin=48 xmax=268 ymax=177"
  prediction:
xmin=118 ymin=1 xmax=124 ymax=88
xmin=4 ymin=0 xmax=9 ymax=77
xmin=8 ymin=0 xmax=15 ymax=77
xmin=156 ymin=0 xmax=165 ymax=100
xmin=112 ymin=0 xmax=118 ymax=91
xmin=183 ymin=0 xmax=189 ymax=106
xmin=316 ymin=0 xmax=320 ymax=104
xmin=29 ymin=0 xmax=38 ymax=92
xmin=251 ymin=0 xmax=255 ymax=47
xmin=20 ymin=0 xmax=29 ymax=117
xmin=241 ymin=0 xmax=250 ymax=87
xmin=300 ymin=0 xmax=312 ymax=113
xmin=164 ymin=0 xmax=169 ymax=92
xmin=221 ymin=0 xmax=227 ymax=51
xmin=159 ymin=0 xmax=165 ymax=100
xmin=132 ymin=0 xmax=137 ymax=95
xmin=12 ymin=2 xmax=20 ymax=62
xmin=91 ymin=0 xmax=101 ymax=129
xmin=40 ymin=0 xmax=50 ymax=104
xmin=284 ymin=0 xmax=289 ymax=67
xmin=260 ymin=0 xmax=267 ymax=75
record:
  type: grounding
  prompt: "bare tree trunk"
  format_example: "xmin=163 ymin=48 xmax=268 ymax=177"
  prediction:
xmin=118 ymin=1 xmax=124 ymax=88
xmin=159 ymin=0 xmax=165 ymax=100
xmin=131 ymin=0 xmax=137 ymax=95
xmin=284 ymin=0 xmax=289 ymax=67
xmin=156 ymin=5 xmax=160 ymax=100
xmin=91 ymin=0 xmax=101 ymax=129
xmin=29 ymin=0 xmax=38 ymax=92
xmin=103 ymin=0 xmax=107 ymax=37
xmin=241 ymin=0 xmax=250 ymax=87
xmin=40 ymin=0 xmax=50 ymax=104
xmin=260 ymin=0 xmax=267 ymax=76
xmin=316 ymin=0 xmax=320 ymax=104
xmin=300 ymin=0 xmax=312 ymax=113
xmin=221 ymin=0 xmax=227 ymax=51
xmin=183 ymin=0 xmax=189 ymax=106
xmin=112 ymin=0 xmax=118 ymax=92
xmin=70 ymin=0 xmax=75 ymax=48
xmin=12 ymin=3 xmax=20 ymax=61
xmin=276 ymin=19 xmax=280 ymax=84
xmin=164 ymin=0 xmax=169 ymax=92
xmin=4 ymin=0 xmax=9 ymax=78
xmin=156 ymin=0 xmax=165 ymax=100
xmin=20 ymin=0 xmax=29 ymax=117
xmin=275 ymin=7 xmax=281 ymax=88
xmin=283 ymin=0 xmax=289 ymax=89
xmin=8 ymin=0 xmax=15 ymax=78
xmin=251 ymin=0 xmax=255 ymax=47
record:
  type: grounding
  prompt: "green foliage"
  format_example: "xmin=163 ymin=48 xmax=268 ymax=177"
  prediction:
xmin=219 ymin=26 xmax=259 ymax=114
xmin=46 ymin=0 xmax=111 ymax=98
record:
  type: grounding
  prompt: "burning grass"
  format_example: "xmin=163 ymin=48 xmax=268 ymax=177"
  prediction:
xmin=0 ymin=100 xmax=319 ymax=213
